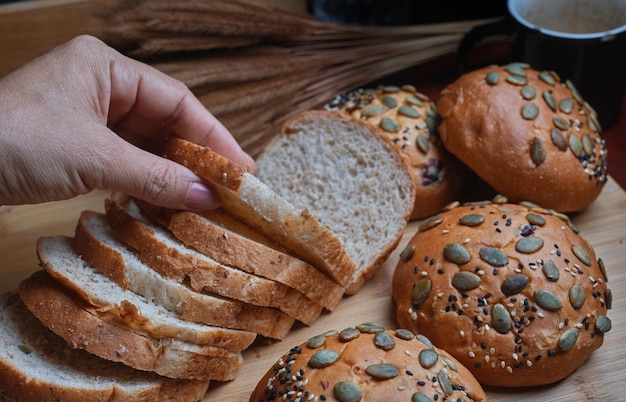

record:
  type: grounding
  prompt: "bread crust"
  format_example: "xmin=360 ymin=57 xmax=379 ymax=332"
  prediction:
xmin=392 ymin=201 xmax=612 ymax=387
xmin=326 ymin=85 xmax=467 ymax=220
xmin=436 ymin=64 xmax=608 ymax=212
xmin=0 ymin=292 xmax=210 ymax=402
xmin=18 ymin=271 xmax=243 ymax=381
xmin=250 ymin=325 xmax=488 ymax=402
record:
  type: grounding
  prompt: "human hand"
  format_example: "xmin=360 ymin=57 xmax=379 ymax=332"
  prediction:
xmin=0 ymin=35 xmax=255 ymax=209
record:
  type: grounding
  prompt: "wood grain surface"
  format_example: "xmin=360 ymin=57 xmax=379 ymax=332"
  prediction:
xmin=0 ymin=178 xmax=624 ymax=401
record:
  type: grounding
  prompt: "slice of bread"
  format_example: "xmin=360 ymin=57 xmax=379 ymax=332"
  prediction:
xmin=126 ymin=195 xmax=344 ymax=311
xmin=74 ymin=210 xmax=259 ymax=349
xmin=37 ymin=235 xmax=257 ymax=349
xmin=255 ymin=111 xmax=415 ymax=295
xmin=163 ymin=136 xmax=356 ymax=288
xmin=83 ymin=204 xmax=322 ymax=326
xmin=0 ymin=291 xmax=210 ymax=402
xmin=18 ymin=271 xmax=242 ymax=381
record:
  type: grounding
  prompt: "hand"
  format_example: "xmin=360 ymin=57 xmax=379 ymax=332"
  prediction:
xmin=0 ymin=35 xmax=255 ymax=209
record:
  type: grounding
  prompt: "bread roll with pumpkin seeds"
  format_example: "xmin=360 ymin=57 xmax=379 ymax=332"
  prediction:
xmin=436 ymin=63 xmax=608 ymax=213
xmin=392 ymin=199 xmax=612 ymax=388
xmin=325 ymin=85 xmax=466 ymax=220
xmin=249 ymin=324 xmax=488 ymax=402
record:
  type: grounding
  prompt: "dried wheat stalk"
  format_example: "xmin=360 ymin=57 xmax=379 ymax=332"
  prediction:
xmin=99 ymin=0 xmax=495 ymax=155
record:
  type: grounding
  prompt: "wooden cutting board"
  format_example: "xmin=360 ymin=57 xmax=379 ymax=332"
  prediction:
xmin=0 ymin=179 xmax=624 ymax=401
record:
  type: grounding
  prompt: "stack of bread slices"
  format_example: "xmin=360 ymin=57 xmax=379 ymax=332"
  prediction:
xmin=0 ymin=111 xmax=414 ymax=401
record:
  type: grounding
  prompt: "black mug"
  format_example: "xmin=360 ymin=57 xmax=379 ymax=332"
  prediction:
xmin=457 ymin=0 xmax=626 ymax=129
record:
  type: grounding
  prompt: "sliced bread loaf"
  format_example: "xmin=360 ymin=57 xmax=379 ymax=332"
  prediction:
xmin=126 ymin=195 xmax=344 ymax=311
xmin=0 ymin=291 xmax=210 ymax=402
xmin=255 ymin=111 xmax=415 ymax=295
xmin=37 ymin=235 xmax=257 ymax=348
xmin=163 ymin=136 xmax=356 ymax=287
xmin=83 ymin=204 xmax=322 ymax=325
xmin=18 ymin=271 xmax=242 ymax=381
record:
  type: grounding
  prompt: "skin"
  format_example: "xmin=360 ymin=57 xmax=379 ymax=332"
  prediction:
xmin=0 ymin=35 xmax=255 ymax=210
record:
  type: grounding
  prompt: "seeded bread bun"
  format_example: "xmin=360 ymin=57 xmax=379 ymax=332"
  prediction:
xmin=436 ymin=64 xmax=608 ymax=213
xmin=249 ymin=324 xmax=488 ymax=402
xmin=325 ymin=85 xmax=466 ymax=220
xmin=392 ymin=199 xmax=613 ymax=388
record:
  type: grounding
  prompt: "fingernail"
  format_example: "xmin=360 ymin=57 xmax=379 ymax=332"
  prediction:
xmin=185 ymin=182 xmax=221 ymax=210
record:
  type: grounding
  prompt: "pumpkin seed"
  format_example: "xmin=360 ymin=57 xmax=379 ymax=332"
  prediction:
xmin=480 ymin=247 xmax=509 ymax=267
xmin=572 ymin=244 xmax=592 ymax=266
xmin=395 ymin=328 xmax=415 ymax=340
xmin=309 ymin=350 xmax=339 ymax=368
xmin=306 ymin=334 xmax=326 ymax=349
xmin=506 ymin=63 xmax=528 ymax=76
xmin=381 ymin=95 xmax=398 ymax=108
xmin=595 ymin=315 xmax=612 ymax=333
xmin=383 ymin=85 xmax=400 ymax=93
xmin=569 ymin=284 xmax=586 ymax=309
xmin=412 ymin=279 xmax=432 ymax=306
xmin=412 ymin=393 xmax=432 ymax=402
xmin=366 ymin=363 xmax=399 ymax=379
xmin=558 ymin=328 xmax=579 ymax=352
xmin=598 ymin=258 xmax=608 ymax=282
xmin=565 ymin=80 xmax=584 ymax=104
xmin=438 ymin=370 xmax=453 ymax=396
xmin=452 ymin=271 xmax=482 ymax=291
xmin=539 ymin=71 xmax=556 ymax=85
xmin=606 ymin=289 xmax=613 ymax=309
xmin=418 ymin=215 xmax=443 ymax=231
xmin=520 ymin=85 xmax=536 ymax=100
xmin=399 ymin=105 xmax=420 ymax=118
xmin=492 ymin=194 xmax=508 ymax=204
xmin=418 ymin=348 xmax=439 ymax=368
xmin=440 ymin=355 xmax=458 ymax=371
xmin=531 ymin=137 xmax=546 ymax=166
xmin=444 ymin=243 xmax=471 ymax=264
xmin=543 ymin=91 xmax=557 ymax=112
xmin=406 ymin=95 xmax=424 ymax=106
xmin=417 ymin=334 xmax=434 ymax=349
xmin=559 ymin=98 xmax=574 ymax=114
xmin=567 ymin=219 xmax=580 ymax=233
xmin=380 ymin=117 xmax=400 ymax=133
xmin=402 ymin=84 xmax=417 ymax=93
xmin=339 ymin=327 xmax=361 ymax=342
xmin=588 ymin=111 xmax=602 ymax=133
xmin=550 ymin=129 xmax=568 ymax=151
xmin=582 ymin=133 xmax=594 ymax=155
xmin=399 ymin=244 xmax=415 ymax=262
xmin=459 ymin=213 xmax=485 ymax=226
xmin=492 ymin=303 xmax=512 ymax=334
xmin=362 ymin=105 xmax=386 ymax=117
xmin=542 ymin=260 xmax=560 ymax=281
xmin=520 ymin=200 xmax=541 ymax=209
xmin=417 ymin=134 xmax=431 ymax=154
xmin=553 ymin=116 xmax=570 ymax=131
xmin=356 ymin=323 xmax=385 ymax=334
xmin=501 ymin=274 xmax=529 ymax=295
xmin=486 ymin=71 xmax=500 ymax=85
xmin=521 ymin=103 xmax=539 ymax=120
xmin=516 ymin=236 xmax=544 ymax=253
xmin=506 ymin=75 xmax=527 ymax=86
xmin=534 ymin=289 xmax=563 ymax=310
xmin=526 ymin=213 xmax=546 ymax=226
xmin=443 ymin=201 xmax=460 ymax=210
xmin=334 ymin=381 xmax=363 ymax=402
xmin=323 ymin=330 xmax=338 ymax=337
xmin=417 ymin=92 xmax=430 ymax=101
xmin=374 ymin=332 xmax=396 ymax=350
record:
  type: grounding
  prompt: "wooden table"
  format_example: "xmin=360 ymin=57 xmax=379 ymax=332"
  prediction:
xmin=1 ymin=1 xmax=625 ymax=401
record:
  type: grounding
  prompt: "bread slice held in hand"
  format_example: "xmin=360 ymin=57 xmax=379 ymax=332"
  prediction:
xmin=0 ymin=291 xmax=210 ymax=402
xmin=255 ymin=111 xmax=415 ymax=295
xmin=18 ymin=270 xmax=242 ymax=381
xmin=163 ymin=136 xmax=356 ymax=288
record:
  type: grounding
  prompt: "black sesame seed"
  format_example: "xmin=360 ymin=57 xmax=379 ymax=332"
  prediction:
xmin=406 ymin=370 xmax=413 ymax=376
xmin=417 ymin=381 xmax=426 ymax=386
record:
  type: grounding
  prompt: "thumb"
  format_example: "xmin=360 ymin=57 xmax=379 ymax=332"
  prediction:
xmin=87 ymin=137 xmax=221 ymax=210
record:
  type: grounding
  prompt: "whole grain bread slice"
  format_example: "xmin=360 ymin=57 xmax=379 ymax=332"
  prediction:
xmin=18 ymin=271 xmax=242 ymax=381
xmin=255 ymin=111 xmax=415 ymax=295
xmin=123 ymin=194 xmax=344 ymax=311
xmin=0 ymin=291 xmax=210 ymax=402
xmin=85 ymin=203 xmax=322 ymax=325
xmin=163 ymin=136 xmax=356 ymax=287
xmin=37 ymin=235 xmax=261 ymax=349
